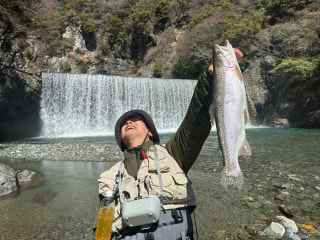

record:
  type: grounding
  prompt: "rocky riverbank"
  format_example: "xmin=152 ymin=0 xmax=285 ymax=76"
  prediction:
xmin=0 ymin=141 xmax=122 ymax=162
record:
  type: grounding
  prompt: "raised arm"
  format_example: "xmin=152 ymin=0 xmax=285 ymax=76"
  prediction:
xmin=165 ymin=69 xmax=213 ymax=173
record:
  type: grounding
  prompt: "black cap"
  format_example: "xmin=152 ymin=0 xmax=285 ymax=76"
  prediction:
xmin=115 ymin=109 xmax=160 ymax=151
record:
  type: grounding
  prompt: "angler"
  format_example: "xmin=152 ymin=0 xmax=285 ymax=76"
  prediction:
xmin=95 ymin=43 xmax=244 ymax=239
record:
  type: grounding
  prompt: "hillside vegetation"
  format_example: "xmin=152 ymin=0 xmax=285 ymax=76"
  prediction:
xmin=1 ymin=0 xmax=319 ymax=77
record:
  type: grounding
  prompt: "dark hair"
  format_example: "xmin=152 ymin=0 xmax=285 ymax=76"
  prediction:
xmin=115 ymin=109 xmax=160 ymax=151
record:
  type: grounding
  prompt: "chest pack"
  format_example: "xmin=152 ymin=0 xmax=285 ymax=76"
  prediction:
xmin=118 ymin=145 xmax=163 ymax=227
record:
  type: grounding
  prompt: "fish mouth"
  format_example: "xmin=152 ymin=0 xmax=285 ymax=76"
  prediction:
xmin=214 ymin=42 xmax=236 ymax=68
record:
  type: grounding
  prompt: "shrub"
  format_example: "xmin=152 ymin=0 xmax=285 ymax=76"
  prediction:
xmin=82 ymin=20 xmax=96 ymax=34
xmin=59 ymin=3 xmax=75 ymax=14
xmin=172 ymin=53 xmax=204 ymax=79
xmin=108 ymin=15 xmax=123 ymax=34
xmin=219 ymin=9 xmax=269 ymax=54
xmin=23 ymin=48 xmax=33 ymax=60
xmin=100 ymin=41 xmax=111 ymax=55
xmin=188 ymin=6 xmax=214 ymax=30
xmin=59 ymin=61 xmax=71 ymax=73
xmin=47 ymin=38 xmax=74 ymax=57
xmin=79 ymin=62 xmax=88 ymax=73
xmin=257 ymin=0 xmax=314 ymax=24
xmin=153 ymin=62 xmax=163 ymax=78
xmin=107 ymin=15 xmax=123 ymax=46
xmin=177 ymin=0 xmax=188 ymax=16
xmin=270 ymin=57 xmax=319 ymax=83
xmin=155 ymin=0 xmax=170 ymax=22
xmin=131 ymin=5 xmax=152 ymax=33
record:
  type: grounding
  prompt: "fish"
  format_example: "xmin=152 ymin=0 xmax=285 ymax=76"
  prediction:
xmin=211 ymin=40 xmax=251 ymax=190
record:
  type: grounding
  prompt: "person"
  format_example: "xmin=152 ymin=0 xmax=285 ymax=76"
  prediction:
xmin=97 ymin=48 xmax=243 ymax=240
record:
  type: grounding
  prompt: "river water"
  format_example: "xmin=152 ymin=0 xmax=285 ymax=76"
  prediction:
xmin=1 ymin=128 xmax=320 ymax=239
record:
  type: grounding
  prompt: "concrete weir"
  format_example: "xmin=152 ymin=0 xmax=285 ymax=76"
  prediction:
xmin=40 ymin=73 xmax=196 ymax=137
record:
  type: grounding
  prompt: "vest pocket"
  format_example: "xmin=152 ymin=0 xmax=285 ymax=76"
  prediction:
xmin=121 ymin=177 xmax=138 ymax=201
xmin=172 ymin=173 xmax=189 ymax=200
xmin=145 ymin=172 xmax=189 ymax=201
xmin=148 ymin=159 xmax=170 ymax=173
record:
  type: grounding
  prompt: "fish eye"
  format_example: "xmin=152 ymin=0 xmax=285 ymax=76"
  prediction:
xmin=216 ymin=49 xmax=222 ymax=55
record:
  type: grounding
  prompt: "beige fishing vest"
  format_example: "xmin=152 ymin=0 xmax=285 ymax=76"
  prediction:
xmin=98 ymin=144 xmax=197 ymax=232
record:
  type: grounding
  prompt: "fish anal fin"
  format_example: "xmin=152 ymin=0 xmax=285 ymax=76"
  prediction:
xmin=239 ymin=138 xmax=251 ymax=156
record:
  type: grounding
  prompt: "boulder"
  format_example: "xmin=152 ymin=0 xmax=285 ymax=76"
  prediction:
xmin=0 ymin=163 xmax=44 ymax=198
xmin=0 ymin=163 xmax=18 ymax=197
xmin=16 ymin=169 xmax=36 ymax=183
xmin=276 ymin=216 xmax=298 ymax=233
xmin=263 ymin=222 xmax=286 ymax=239
xmin=17 ymin=170 xmax=44 ymax=189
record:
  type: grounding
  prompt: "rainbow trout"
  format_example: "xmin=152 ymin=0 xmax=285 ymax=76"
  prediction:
xmin=212 ymin=40 xmax=251 ymax=190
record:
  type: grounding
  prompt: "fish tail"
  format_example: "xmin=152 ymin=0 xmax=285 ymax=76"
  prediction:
xmin=220 ymin=169 xmax=244 ymax=190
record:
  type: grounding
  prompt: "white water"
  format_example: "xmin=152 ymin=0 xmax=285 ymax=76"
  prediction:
xmin=40 ymin=73 xmax=197 ymax=138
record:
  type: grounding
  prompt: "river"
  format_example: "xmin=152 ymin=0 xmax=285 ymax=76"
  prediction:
xmin=0 ymin=128 xmax=320 ymax=239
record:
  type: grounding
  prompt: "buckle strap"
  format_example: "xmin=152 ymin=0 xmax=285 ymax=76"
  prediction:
xmin=171 ymin=209 xmax=183 ymax=223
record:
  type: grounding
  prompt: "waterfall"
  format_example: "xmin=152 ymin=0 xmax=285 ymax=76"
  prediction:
xmin=40 ymin=73 xmax=197 ymax=138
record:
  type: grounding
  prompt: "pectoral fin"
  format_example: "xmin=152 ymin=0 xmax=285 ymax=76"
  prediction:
xmin=236 ymin=66 xmax=243 ymax=82
xmin=244 ymin=109 xmax=249 ymax=125
xmin=239 ymin=138 xmax=251 ymax=156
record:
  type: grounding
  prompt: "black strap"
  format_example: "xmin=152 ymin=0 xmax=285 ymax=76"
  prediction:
xmin=144 ymin=232 xmax=155 ymax=240
xmin=171 ymin=209 xmax=183 ymax=223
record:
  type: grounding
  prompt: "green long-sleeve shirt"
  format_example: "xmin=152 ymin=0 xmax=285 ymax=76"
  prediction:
xmin=123 ymin=70 xmax=213 ymax=176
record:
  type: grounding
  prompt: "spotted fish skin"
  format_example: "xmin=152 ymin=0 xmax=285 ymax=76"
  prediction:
xmin=212 ymin=40 xmax=251 ymax=190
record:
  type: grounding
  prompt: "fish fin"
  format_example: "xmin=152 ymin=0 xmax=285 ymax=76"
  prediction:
xmin=220 ymin=168 xmax=244 ymax=190
xmin=236 ymin=66 xmax=243 ymax=82
xmin=239 ymin=138 xmax=251 ymax=156
xmin=244 ymin=109 xmax=250 ymax=125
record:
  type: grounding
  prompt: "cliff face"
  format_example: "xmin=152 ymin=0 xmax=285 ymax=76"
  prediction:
xmin=0 ymin=38 xmax=42 ymax=141
xmin=244 ymin=56 xmax=320 ymax=128
xmin=0 ymin=0 xmax=319 ymax=141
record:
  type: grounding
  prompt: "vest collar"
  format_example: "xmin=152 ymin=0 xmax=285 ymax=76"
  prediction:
xmin=123 ymin=140 xmax=154 ymax=176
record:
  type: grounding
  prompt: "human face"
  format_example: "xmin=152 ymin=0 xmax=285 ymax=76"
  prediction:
xmin=121 ymin=116 xmax=152 ymax=149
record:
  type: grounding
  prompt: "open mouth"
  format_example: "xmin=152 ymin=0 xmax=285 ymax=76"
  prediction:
xmin=125 ymin=125 xmax=136 ymax=131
